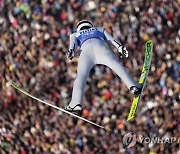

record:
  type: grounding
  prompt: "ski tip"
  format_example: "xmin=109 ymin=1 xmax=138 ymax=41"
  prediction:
xmin=11 ymin=81 xmax=19 ymax=88
xmin=146 ymin=40 xmax=153 ymax=43
xmin=127 ymin=116 xmax=134 ymax=121
xmin=146 ymin=40 xmax=153 ymax=47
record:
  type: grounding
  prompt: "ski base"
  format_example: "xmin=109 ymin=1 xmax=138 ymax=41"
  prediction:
xmin=11 ymin=81 xmax=107 ymax=130
xmin=127 ymin=40 xmax=153 ymax=121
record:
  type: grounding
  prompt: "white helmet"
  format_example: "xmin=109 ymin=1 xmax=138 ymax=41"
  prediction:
xmin=76 ymin=19 xmax=93 ymax=31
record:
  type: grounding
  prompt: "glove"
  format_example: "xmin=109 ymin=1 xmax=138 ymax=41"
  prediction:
xmin=118 ymin=46 xmax=128 ymax=58
xmin=67 ymin=49 xmax=75 ymax=60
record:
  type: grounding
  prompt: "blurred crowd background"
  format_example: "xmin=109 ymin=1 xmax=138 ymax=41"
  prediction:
xmin=0 ymin=0 xmax=179 ymax=153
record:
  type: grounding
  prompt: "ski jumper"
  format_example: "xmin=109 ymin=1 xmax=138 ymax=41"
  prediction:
xmin=69 ymin=27 xmax=140 ymax=107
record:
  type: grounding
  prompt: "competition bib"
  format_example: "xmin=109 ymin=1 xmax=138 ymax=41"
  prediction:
xmin=76 ymin=28 xmax=105 ymax=46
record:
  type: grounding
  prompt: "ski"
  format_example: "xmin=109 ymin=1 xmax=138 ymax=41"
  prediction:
xmin=127 ymin=40 xmax=153 ymax=121
xmin=11 ymin=81 xmax=107 ymax=130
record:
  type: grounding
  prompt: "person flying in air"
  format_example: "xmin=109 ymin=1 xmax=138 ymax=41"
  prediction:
xmin=65 ymin=20 xmax=142 ymax=116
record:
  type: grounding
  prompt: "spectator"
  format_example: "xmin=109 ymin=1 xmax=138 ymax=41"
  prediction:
xmin=0 ymin=0 xmax=179 ymax=153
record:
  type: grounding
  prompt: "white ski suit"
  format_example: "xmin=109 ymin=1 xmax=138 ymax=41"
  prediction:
xmin=68 ymin=27 xmax=140 ymax=107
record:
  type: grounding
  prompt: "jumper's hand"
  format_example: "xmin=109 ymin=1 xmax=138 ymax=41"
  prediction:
xmin=67 ymin=49 xmax=75 ymax=60
xmin=118 ymin=46 xmax=128 ymax=58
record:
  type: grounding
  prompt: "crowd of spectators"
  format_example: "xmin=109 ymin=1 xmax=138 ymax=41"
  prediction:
xmin=0 ymin=0 xmax=179 ymax=153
